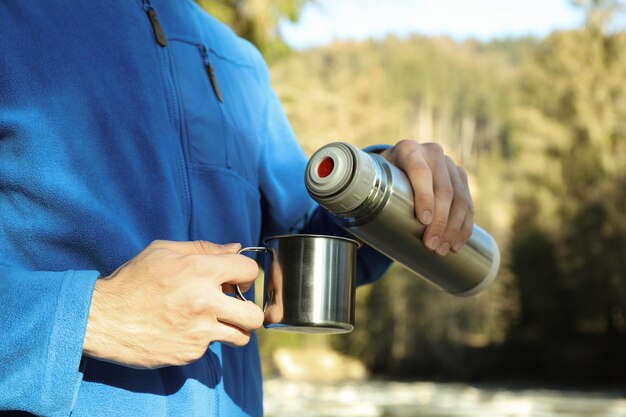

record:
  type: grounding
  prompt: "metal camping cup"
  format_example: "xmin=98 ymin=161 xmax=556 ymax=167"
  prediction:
xmin=235 ymin=234 xmax=360 ymax=334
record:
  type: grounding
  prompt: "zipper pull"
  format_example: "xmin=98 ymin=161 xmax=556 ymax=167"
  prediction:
xmin=200 ymin=45 xmax=224 ymax=104
xmin=142 ymin=0 xmax=167 ymax=47
xmin=207 ymin=63 xmax=224 ymax=104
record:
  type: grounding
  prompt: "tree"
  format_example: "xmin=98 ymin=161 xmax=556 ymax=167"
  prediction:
xmin=510 ymin=0 xmax=626 ymax=343
xmin=196 ymin=0 xmax=310 ymax=61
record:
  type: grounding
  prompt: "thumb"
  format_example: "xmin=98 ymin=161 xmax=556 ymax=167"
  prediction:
xmin=149 ymin=240 xmax=242 ymax=255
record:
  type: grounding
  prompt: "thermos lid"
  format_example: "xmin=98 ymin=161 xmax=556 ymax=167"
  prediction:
xmin=305 ymin=142 xmax=378 ymax=214
xmin=306 ymin=143 xmax=354 ymax=197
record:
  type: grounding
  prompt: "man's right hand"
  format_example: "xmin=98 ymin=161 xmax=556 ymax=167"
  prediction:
xmin=82 ymin=240 xmax=263 ymax=369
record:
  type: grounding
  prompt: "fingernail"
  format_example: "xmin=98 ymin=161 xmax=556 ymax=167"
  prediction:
xmin=420 ymin=210 xmax=433 ymax=225
xmin=436 ymin=243 xmax=450 ymax=256
xmin=426 ymin=236 xmax=439 ymax=250
xmin=452 ymin=242 xmax=463 ymax=252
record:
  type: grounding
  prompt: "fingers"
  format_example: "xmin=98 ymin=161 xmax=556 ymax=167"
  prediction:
xmin=214 ymin=322 xmax=254 ymax=347
xmin=385 ymin=141 xmax=434 ymax=224
xmin=148 ymin=240 xmax=242 ymax=255
xmin=146 ymin=240 xmax=257 ymax=285
xmin=208 ymin=296 xmax=264 ymax=347
xmin=190 ymin=253 xmax=259 ymax=286
xmin=217 ymin=297 xmax=264 ymax=332
xmin=188 ymin=265 xmax=263 ymax=349
xmin=187 ymin=278 xmax=263 ymax=347
xmin=439 ymin=157 xmax=469 ymax=255
xmin=385 ymin=140 xmax=475 ymax=256
xmin=194 ymin=241 xmax=242 ymax=255
xmin=421 ymin=143 xmax=454 ymax=252
xmin=457 ymin=164 xmax=474 ymax=221
xmin=454 ymin=165 xmax=474 ymax=251
xmin=456 ymin=213 xmax=474 ymax=252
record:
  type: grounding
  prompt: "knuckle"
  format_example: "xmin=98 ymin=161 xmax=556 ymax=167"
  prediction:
xmin=192 ymin=240 xmax=211 ymax=253
xmin=446 ymin=221 xmax=462 ymax=235
xmin=395 ymin=139 xmax=417 ymax=152
xmin=424 ymin=142 xmax=444 ymax=157
xmin=148 ymin=240 xmax=165 ymax=249
xmin=433 ymin=217 xmax=449 ymax=229
xmin=409 ymin=158 xmax=430 ymax=174
xmin=178 ymin=254 xmax=200 ymax=271
xmin=240 ymin=256 xmax=259 ymax=279
xmin=185 ymin=301 xmax=204 ymax=317
xmin=144 ymin=247 xmax=167 ymax=263
xmin=234 ymin=332 xmax=251 ymax=347
xmin=396 ymin=147 xmax=420 ymax=167
xmin=394 ymin=141 xmax=424 ymax=163
xmin=435 ymin=183 xmax=454 ymax=198
xmin=143 ymin=245 xmax=173 ymax=269
xmin=178 ymin=349 xmax=205 ymax=366
xmin=186 ymin=293 xmax=213 ymax=316
xmin=430 ymin=213 xmax=449 ymax=229
xmin=455 ymin=193 xmax=471 ymax=209
xmin=457 ymin=166 xmax=468 ymax=180
xmin=224 ymin=328 xmax=251 ymax=347
xmin=249 ymin=306 xmax=265 ymax=329
xmin=414 ymin=191 xmax=433 ymax=204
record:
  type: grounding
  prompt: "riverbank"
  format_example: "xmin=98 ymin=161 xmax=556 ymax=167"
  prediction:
xmin=264 ymin=378 xmax=626 ymax=417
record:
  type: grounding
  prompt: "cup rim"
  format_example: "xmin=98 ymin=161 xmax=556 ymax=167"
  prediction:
xmin=263 ymin=233 xmax=361 ymax=248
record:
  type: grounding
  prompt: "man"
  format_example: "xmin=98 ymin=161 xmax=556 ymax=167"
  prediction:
xmin=0 ymin=1 xmax=473 ymax=416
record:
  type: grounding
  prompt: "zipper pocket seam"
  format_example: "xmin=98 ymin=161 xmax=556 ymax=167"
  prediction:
xmin=199 ymin=44 xmax=231 ymax=168
xmin=168 ymin=36 xmax=257 ymax=70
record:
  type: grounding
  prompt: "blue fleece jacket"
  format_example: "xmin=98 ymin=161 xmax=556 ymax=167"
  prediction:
xmin=0 ymin=1 xmax=391 ymax=416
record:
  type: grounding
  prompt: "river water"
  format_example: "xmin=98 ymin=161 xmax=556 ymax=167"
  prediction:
xmin=264 ymin=379 xmax=626 ymax=417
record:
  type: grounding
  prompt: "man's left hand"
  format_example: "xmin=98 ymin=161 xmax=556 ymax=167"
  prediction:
xmin=380 ymin=140 xmax=474 ymax=256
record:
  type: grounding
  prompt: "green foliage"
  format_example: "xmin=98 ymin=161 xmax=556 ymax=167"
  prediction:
xmin=510 ymin=2 xmax=626 ymax=344
xmin=506 ymin=0 xmax=626 ymax=381
xmin=195 ymin=0 xmax=310 ymax=61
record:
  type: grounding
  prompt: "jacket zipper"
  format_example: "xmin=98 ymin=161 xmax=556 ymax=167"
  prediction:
xmin=200 ymin=45 xmax=224 ymax=103
xmin=142 ymin=0 xmax=167 ymax=47
xmin=140 ymin=0 xmax=193 ymax=233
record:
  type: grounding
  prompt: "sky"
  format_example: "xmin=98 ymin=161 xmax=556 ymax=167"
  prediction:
xmin=280 ymin=0 xmax=587 ymax=49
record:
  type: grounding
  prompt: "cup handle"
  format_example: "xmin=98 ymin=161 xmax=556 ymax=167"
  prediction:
xmin=235 ymin=246 xmax=267 ymax=301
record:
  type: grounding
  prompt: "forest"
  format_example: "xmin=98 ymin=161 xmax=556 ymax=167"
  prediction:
xmin=201 ymin=0 xmax=626 ymax=385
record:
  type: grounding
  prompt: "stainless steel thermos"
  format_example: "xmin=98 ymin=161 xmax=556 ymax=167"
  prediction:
xmin=305 ymin=142 xmax=500 ymax=296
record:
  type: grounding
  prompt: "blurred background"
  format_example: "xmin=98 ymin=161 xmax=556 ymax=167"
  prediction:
xmin=200 ymin=0 xmax=626 ymax=415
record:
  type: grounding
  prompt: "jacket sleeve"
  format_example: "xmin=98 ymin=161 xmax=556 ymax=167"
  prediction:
xmin=0 ymin=265 xmax=99 ymax=416
xmin=253 ymin=57 xmax=392 ymax=286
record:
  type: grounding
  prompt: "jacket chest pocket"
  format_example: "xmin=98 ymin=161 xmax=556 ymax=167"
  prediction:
xmin=169 ymin=40 xmax=229 ymax=167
